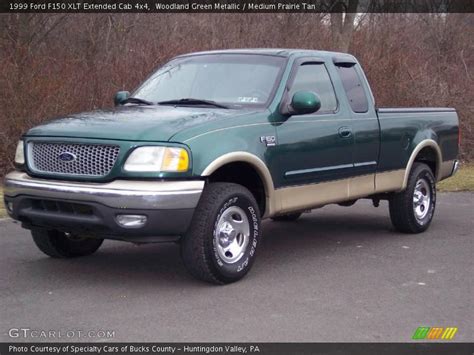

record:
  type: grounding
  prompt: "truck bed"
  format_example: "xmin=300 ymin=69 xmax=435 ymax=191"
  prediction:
xmin=376 ymin=107 xmax=459 ymax=175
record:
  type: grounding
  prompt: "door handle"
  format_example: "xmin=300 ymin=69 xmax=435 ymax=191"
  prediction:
xmin=338 ymin=126 xmax=352 ymax=138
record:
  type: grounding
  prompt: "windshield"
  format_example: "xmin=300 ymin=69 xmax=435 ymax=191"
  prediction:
xmin=132 ymin=54 xmax=286 ymax=108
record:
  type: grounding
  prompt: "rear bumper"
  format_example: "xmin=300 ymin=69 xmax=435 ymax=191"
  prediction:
xmin=3 ymin=171 xmax=204 ymax=241
xmin=439 ymin=159 xmax=460 ymax=181
xmin=452 ymin=160 xmax=460 ymax=176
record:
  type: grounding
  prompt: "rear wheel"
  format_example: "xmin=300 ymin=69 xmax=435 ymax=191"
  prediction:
xmin=31 ymin=229 xmax=103 ymax=258
xmin=271 ymin=213 xmax=302 ymax=222
xmin=181 ymin=183 xmax=261 ymax=284
xmin=389 ymin=163 xmax=436 ymax=233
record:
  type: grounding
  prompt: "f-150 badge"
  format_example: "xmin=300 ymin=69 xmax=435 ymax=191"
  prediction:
xmin=260 ymin=135 xmax=277 ymax=147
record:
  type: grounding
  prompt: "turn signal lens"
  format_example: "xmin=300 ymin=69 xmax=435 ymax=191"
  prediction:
xmin=161 ymin=147 xmax=189 ymax=172
xmin=14 ymin=140 xmax=25 ymax=165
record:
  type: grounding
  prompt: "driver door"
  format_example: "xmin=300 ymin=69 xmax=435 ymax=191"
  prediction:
xmin=273 ymin=59 xmax=355 ymax=210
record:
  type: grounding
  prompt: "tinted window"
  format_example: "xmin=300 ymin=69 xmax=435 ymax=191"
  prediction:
xmin=289 ymin=64 xmax=337 ymax=113
xmin=133 ymin=54 xmax=286 ymax=108
xmin=336 ymin=65 xmax=369 ymax=113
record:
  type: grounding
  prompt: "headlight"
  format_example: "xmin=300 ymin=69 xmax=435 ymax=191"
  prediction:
xmin=14 ymin=140 xmax=25 ymax=165
xmin=124 ymin=146 xmax=189 ymax=172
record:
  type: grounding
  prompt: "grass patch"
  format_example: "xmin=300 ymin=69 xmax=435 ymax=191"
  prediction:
xmin=0 ymin=186 xmax=6 ymax=218
xmin=438 ymin=163 xmax=474 ymax=192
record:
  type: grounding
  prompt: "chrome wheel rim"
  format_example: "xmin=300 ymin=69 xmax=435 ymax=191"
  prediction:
xmin=214 ymin=206 xmax=250 ymax=264
xmin=413 ymin=178 xmax=431 ymax=221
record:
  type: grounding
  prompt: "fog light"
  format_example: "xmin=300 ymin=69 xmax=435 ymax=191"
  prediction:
xmin=115 ymin=214 xmax=147 ymax=228
xmin=6 ymin=201 xmax=13 ymax=213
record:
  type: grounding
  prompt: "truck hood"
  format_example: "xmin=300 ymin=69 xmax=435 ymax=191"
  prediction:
xmin=26 ymin=105 xmax=249 ymax=142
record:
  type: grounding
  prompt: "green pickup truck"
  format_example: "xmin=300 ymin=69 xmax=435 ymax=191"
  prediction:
xmin=4 ymin=49 xmax=459 ymax=284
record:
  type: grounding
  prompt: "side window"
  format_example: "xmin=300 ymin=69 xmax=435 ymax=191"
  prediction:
xmin=336 ymin=65 xmax=369 ymax=113
xmin=289 ymin=63 xmax=337 ymax=113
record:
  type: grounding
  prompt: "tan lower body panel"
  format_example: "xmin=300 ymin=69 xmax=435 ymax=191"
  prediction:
xmin=439 ymin=160 xmax=455 ymax=181
xmin=375 ymin=169 xmax=405 ymax=192
xmin=275 ymin=178 xmax=350 ymax=214
xmin=272 ymin=170 xmax=406 ymax=215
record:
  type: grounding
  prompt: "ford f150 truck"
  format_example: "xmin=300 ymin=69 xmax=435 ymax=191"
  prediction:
xmin=4 ymin=49 xmax=460 ymax=284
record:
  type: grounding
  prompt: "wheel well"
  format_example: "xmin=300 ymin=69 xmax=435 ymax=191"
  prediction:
xmin=414 ymin=147 xmax=438 ymax=178
xmin=207 ymin=162 xmax=266 ymax=216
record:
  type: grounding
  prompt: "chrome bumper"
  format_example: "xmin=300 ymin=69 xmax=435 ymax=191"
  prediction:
xmin=3 ymin=171 xmax=204 ymax=210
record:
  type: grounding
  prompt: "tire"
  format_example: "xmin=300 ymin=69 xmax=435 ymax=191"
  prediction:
xmin=31 ymin=229 xmax=103 ymax=258
xmin=181 ymin=183 xmax=261 ymax=284
xmin=389 ymin=162 xmax=436 ymax=233
xmin=271 ymin=213 xmax=302 ymax=222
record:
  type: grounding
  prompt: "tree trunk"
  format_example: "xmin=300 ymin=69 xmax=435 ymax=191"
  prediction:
xmin=330 ymin=0 xmax=359 ymax=52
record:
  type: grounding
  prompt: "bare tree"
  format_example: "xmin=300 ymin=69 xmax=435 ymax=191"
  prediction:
xmin=329 ymin=0 xmax=359 ymax=52
xmin=0 ymin=12 xmax=472 ymax=175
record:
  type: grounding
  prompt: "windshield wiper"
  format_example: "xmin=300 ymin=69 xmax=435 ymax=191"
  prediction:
xmin=157 ymin=98 xmax=228 ymax=109
xmin=122 ymin=97 xmax=153 ymax=105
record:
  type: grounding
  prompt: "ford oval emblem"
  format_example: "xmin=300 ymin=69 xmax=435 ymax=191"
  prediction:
xmin=58 ymin=152 xmax=76 ymax=162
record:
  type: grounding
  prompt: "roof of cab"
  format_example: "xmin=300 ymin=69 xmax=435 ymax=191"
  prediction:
xmin=176 ymin=48 xmax=357 ymax=61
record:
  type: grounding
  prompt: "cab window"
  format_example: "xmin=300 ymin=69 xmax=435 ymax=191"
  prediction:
xmin=336 ymin=65 xmax=369 ymax=113
xmin=288 ymin=63 xmax=338 ymax=113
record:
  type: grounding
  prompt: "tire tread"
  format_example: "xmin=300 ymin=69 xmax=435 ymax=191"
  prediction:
xmin=389 ymin=162 xmax=436 ymax=234
xmin=181 ymin=183 xmax=259 ymax=284
xmin=31 ymin=229 xmax=103 ymax=258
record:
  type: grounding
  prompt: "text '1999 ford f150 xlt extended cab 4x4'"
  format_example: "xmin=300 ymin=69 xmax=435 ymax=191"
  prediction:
xmin=4 ymin=49 xmax=459 ymax=284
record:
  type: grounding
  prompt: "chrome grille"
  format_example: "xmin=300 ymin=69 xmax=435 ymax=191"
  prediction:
xmin=28 ymin=142 xmax=120 ymax=177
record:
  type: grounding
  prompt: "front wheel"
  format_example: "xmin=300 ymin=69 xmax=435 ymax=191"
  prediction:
xmin=31 ymin=229 xmax=103 ymax=258
xmin=181 ymin=183 xmax=261 ymax=284
xmin=389 ymin=162 xmax=436 ymax=233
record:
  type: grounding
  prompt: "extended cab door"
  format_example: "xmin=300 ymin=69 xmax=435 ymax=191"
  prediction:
xmin=333 ymin=59 xmax=380 ymax=196
xmin=273 ymin=58 xmax=354 ymax=192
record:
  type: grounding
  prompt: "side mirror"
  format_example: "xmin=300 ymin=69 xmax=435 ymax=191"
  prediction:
xmin=285 ymin=91 xmax=321 ymax=116
xmin=114 ymin=91 xmax=130 ymax=106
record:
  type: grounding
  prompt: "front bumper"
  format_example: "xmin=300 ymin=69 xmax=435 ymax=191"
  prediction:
xmin=3 ymin=171 xmax=204 ymax=242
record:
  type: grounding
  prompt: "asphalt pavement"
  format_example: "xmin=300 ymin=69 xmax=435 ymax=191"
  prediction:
xmin=0 ymin=192 xmax=472 ymax=342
